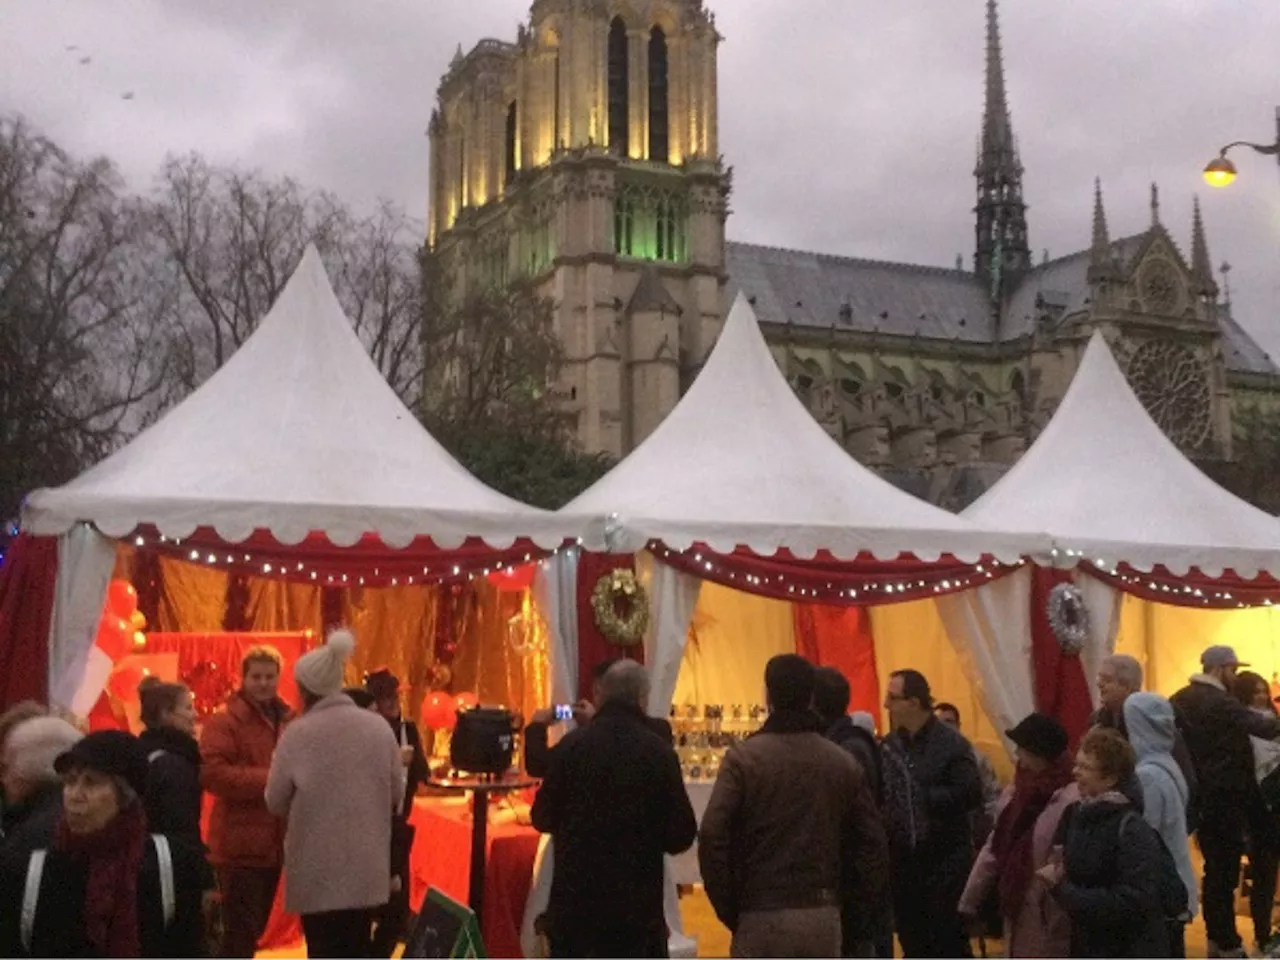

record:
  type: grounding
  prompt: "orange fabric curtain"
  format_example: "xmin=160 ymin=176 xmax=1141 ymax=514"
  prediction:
xmin=450 ymin=581 xmax=548 ymax=726
xmin=793 ymin=603 xmax=882 ymax=727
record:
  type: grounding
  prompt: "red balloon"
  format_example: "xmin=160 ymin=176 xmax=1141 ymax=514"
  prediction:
xmin=488 ymin=564 xmax=536 ymax=592
xmin=107 ymin=662 xmax=146 ymax=701
xmin=454 ymin=692 xmax=479 ymax=712
xmin=421 ymin=692 xmax=455 ymax=731
xmin=96 ymin=615 xmax=132 ymax=661
xmin=105 ymin=580 xmax=138 ymax=620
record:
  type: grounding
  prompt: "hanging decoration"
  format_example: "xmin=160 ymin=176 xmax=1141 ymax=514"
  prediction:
xmin=1046 ymin=582 xmax=1089 ymax=655
xmin=182 ymin=660 xmax=235 ymax=717
xmin=590 ymin=569 xmax=650 ymax=647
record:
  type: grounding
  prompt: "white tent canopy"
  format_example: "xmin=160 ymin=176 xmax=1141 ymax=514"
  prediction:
xmin=22 ymin=246 xmax=573 ymax=550
xmin=965 ymin=331 xmax=1280 ymax=578
xmin=563 ymin=293 xmax=1044 ymax=563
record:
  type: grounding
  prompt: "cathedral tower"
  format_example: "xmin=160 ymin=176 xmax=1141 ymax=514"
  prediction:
xmin=974 ymin=0 xmax=1030 ymax=299
xmin=427 ymin=0 xmax=730 ymax=457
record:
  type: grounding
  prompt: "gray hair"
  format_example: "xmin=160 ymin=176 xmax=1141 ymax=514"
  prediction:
xmin=3 ymin=716 xmax=83 ymax=786
xmin=599 ymin=659 xmax=651 ymax=709
xmin=1102 ymin=654 xmax=1143 ymax=691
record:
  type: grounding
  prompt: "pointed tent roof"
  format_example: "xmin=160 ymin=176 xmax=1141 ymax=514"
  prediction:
xmin=563 ymin=294 xmax=1042 ymax=563
xmin=23 ymin=246 xmax=572 ymax=550
xmin=965 ymin=331 xmax=1280 ymax=577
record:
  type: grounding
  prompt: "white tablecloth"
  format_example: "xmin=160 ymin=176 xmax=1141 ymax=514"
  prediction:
xmin=671 ymin=780 xmax=716 ymax=886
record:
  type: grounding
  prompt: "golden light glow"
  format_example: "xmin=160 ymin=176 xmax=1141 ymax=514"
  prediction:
xmin=1203 ymin=155 xmax=1238 ymax=188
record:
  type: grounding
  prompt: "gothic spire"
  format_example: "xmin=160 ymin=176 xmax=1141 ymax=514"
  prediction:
xmin=1191 ymin=196 xmax=1218 ymax=298
xmin=1090 ymin=178 xmax=1110 ymax=259
xmin=1150 ymin=182 xmax=1161 ymax=226
xmin=974 ymin=0 xmax=1030 ymax=297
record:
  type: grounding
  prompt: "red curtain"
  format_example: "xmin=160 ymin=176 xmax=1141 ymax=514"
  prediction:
xmin=1030 ymin=567 xmax=1094 ymax=750
xmin=0 ymin=534 xmax=58 ymax=710
xmin=793 ymin=603 xmax=882 ymax=729
xmin=652 ymin=542 xmax=1017 ymax=607
xmin=576 ymin=553 xmax=642 ymax=702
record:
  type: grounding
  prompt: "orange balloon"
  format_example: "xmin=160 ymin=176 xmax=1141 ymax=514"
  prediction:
xmin=96 ymin=615 xmax=132 ymax=661
xmin=454 ymin=692 xmax=479 ymax=712
xmin=130 ymin=610 xmax=147 ymax=631
xmin=105 ymin=580 xmax=138 ymax=620
xmin=107 ymin=662 xmax=146 ymax=701
xmin=421 ymin=692 xmax=454 ymax=731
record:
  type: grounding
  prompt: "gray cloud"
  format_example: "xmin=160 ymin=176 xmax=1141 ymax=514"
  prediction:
xmin=1 ymin=0 xmax=1276 ymax=355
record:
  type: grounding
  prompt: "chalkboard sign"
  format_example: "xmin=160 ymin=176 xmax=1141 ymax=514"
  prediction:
xmin=403 ymin=887 xmax=485 ymax=958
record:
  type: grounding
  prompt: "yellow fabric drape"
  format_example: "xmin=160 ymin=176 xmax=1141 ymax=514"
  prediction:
xmin=156 ymin=556 xmax=229 ymax=632
xmin=1114 ymin=593 xmax=1280 ymax=697
xmin=449 ymin=582 xmax=547 ymax=725
xmin=871 ymin=598 xmax=1013 ymax=783
xmin=672 ymin=581 xmax=796 ymax=708
xmin=341 ymin=584 xmax=439 ymax=719
xmin=245 ymin=578 xmax=322 ymax=635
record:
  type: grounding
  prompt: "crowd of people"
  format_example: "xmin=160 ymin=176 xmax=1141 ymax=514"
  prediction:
xmin=3 ymin=632 xmax=1280 ymax=958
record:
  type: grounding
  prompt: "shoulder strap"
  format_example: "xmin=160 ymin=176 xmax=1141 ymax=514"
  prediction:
xmin=21 ymin=849 xmax=47 ymax=953
xmin=148 ymin=749 xmax=166 ymax=764
xmin=152 ymin=835 xmax=175 ymax=927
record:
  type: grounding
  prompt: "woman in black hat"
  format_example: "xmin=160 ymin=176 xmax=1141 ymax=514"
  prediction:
xmin=0 ymin=730 xmax=211 ymax=958
xmin=958 ymin=712 xmax=1078 ymax=957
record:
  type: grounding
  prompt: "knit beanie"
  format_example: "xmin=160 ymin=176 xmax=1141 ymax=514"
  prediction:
xmin=295 ymin=627 xmax=356 ymax=698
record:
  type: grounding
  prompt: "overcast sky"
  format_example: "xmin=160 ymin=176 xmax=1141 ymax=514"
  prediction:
xmin=2 ymin=1 xmax=1277 ymax=355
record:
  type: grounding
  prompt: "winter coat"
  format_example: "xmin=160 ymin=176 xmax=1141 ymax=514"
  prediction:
xmin=825 ymin=715 xmax=883 ymax=802
xmin=0 ymin=784 xmax=60 ymax=863
xmin=698 ymin=709 xmax=890 ymax=936
xmin=266 ymin=693 xmax=401 ymax=915
xmin=532 ymin=700 xmax=695 ymax=941
xmin=1124 ymin=692 xmax=1198 ymax=918
xmin=200 ymin=691 xmax=293 ymax=869
xmin=1171 ymin=674 xmax=1280 ymax=813
xmin=881 ymin=716 xmax=983 ymax=898
xmin=524 ymin=714 xmax=673 ymax=779
xmin=958 ymin=780 xmax=1078 ymax=957
xmin=138 ymin=726 xmax=205 ymax=848
xmin=0 ymin=832 xmax=210 ymax=957
xmin=1052 ymin=793 xmax=1169 ymax=958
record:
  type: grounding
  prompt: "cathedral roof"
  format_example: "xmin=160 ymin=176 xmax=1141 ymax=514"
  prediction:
xmin=726 ymin=241 xmax=995 ymax=342
xmin=1219 ymin=303 xmax=1280 ymax=376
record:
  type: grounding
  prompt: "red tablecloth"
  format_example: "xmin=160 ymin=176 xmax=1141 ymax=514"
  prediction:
xmin=409 ymin=795 xmax=542 ymax=959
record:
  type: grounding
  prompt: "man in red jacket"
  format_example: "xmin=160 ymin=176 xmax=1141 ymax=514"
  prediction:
xmin=200 ymin=646 xmax=295 ymax=958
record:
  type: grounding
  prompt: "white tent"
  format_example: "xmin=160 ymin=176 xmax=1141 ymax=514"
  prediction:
xmin=563 ymin=292 xmax=1045 ymax=563
xmin=23 ymin=245 xmax=573 ymax=551
xmin=965 ymin=330 xmax=1280 ymax=578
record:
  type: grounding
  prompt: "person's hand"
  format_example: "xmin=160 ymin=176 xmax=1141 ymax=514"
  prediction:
xmin=572 ymin=699 xmax=596 ymax=725
xmin=390 ymin=874 xmax=403 ymax=895
xmin=399 ymin=745 xmax=414 ymax=767
xmin=1035 ymin=861 xmax=1064 ymax=886
xmin=530 ymin=708 xmax=556 ymax=726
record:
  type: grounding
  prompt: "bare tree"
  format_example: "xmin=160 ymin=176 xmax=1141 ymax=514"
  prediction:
xmin=146 ymin=155 xmax=423 ymax=408
xmin=0 ymin=116 xmax=171 ymax=518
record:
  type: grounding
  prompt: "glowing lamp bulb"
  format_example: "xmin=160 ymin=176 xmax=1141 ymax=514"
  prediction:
xmin=1203 ymin=155 xmax=1237 ymax=188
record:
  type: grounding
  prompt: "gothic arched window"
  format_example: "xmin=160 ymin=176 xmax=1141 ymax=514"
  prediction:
xmin=608 ymin=18 xmax=629 ymax=156
xmin=504 ymin=101 xmax=517 ymax=188
xmin=648 ymin=26 xmax=669 ymax=163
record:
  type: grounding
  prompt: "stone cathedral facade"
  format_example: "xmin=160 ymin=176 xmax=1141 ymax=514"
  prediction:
xmin=427 ymin=0 xmax=1280 ymax=507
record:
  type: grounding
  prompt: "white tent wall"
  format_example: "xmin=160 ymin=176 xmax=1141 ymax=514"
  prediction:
xmin=533 ymin=548 xmax=581 ymax=710
xmin=47 ymin=525 xmax=117 ymax=714
xmin=637 ymin=550 xmax=702 ymax=719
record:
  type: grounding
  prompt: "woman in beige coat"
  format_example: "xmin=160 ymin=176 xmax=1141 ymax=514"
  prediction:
xmin=266 ymin=629 xmax=401 ymax=959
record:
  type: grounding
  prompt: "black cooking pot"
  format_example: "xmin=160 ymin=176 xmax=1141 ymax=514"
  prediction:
xmin=450 ymin=706 xmax=517 ymax=775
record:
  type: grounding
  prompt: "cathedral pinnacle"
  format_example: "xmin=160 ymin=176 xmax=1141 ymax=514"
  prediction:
xmin=1191 ymin=196 xmax=1218 ymax=297
xmin=1150 ymin=182 xmax=1161 ymax=226
xmin=1091 ymin=178 xmax=1110 ymax=258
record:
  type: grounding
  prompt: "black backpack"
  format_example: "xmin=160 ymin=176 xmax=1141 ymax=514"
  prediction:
xmin=1119 ymin=811 xmax=1190 ymax=922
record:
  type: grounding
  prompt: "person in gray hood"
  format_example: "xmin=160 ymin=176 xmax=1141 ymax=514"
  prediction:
xmin=1124 ymin=692 xmax=1198 ymax=957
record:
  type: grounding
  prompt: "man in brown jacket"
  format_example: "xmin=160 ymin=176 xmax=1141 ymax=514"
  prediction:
xmin=699 ymin=654 xmax=890 ymax=958
xmin=201 ymin=645 xmax=295 ymax=958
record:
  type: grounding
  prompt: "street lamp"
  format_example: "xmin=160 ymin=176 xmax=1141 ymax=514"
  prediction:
xmin=1203 ymin=106 xmax=1280 ymax=188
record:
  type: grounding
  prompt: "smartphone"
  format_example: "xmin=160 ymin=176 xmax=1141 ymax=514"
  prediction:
xmin=553 ymin=703 xmax=574 ymax=721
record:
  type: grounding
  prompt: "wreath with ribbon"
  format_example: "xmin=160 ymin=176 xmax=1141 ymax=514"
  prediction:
xmin=590 ymin=569 xmax=650 ymax=647
xmin=1047 ymin=582 xmax=1090 ymax=656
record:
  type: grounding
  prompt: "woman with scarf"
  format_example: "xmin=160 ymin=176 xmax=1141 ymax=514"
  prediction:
xmin=958 ymin=713 xmax=1077 ymax=957
xmin=0 ymin=730 xmax=210 ymax=957
xmin=137 ymin=678 xmax=205 ymax=846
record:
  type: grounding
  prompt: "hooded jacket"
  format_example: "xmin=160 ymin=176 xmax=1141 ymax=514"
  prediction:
xmin=1171 ymin=673 xmax=1280 ymax=808
xmin=1123 ymin=692 xmax=1198 ymax=918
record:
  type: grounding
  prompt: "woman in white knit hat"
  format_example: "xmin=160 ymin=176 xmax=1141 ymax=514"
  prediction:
xmin=265 ymin=628 xmax=402 ymax=958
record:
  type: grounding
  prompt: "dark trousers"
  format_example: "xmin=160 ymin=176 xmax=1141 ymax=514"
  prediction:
xmin=550 ymin=922 xmax=668 ymax=958
xmin=1250 ymin=828 xmax=1280 ymax=947
xmin=893 ymin=877 xmax=971 ymax=959
xmin=370 ymin=816 xmax=415 ymax=956
xmin=302 ymin=908 xmax=375 ymax=959
xmin=1168 ymin=921 xmax=1187 ymax=959
xmin=216 ymin=866 xmax=280 ymax=958
xmin=1200 ymin=805 xmax=1249 ymax=950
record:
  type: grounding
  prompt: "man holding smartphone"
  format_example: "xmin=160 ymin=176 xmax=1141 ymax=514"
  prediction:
xmin=525 ymin=658 xmax=672 ymax=778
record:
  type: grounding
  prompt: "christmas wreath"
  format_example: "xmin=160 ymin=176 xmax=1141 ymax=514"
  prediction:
xmin=590 ymin=569 xmax=650 ymax=647
xmin=1047 ymin=582 xmax=1089 ymax=656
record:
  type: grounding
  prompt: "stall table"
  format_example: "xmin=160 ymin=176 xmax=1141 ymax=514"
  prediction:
xmin=671 ymin=780 xmax=715 ymax=887
xmin=409 ymin=793 xmax=541 ymax=959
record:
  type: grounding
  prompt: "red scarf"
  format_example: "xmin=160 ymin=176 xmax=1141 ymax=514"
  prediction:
xmin=55 ymin=802 xmax=149 ymax=957
xmin=990 ymin=754 xmax=1073 ymax=921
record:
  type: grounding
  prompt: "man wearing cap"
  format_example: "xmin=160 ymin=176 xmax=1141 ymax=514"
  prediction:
xmin=1171 ymin=645 xmax=1280 ymax=958
xmin=365 ymin=668 xmax=428 ymax=957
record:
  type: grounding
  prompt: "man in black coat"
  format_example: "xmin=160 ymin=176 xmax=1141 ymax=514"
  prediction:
xmin=366 ymin=668 xmax=430 ymax=957
xmin=0 ymin=717 xmax=82 ymax=860
xmin=881 ymin=669 xmax=983 ymax=959
xmin=524 ymin=657 xmax=673 ymax=778
xmin=531 ymin=660 xmax=697 ymax=958
xmin=1172 ymin=645 xmax=1280 ymax=957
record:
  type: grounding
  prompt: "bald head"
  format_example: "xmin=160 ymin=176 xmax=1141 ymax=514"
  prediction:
xmin=599 ymin=659 xmax=650 ymax=711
